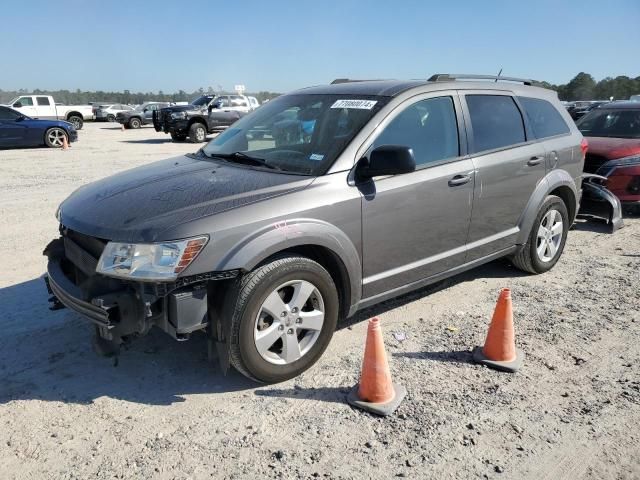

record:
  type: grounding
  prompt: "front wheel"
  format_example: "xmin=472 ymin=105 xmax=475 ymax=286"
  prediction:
xmin=44 ymin=127 xmax=68 ymax=148
xmin=129 ymin=117 xmax=141 ymax=129
xmin=188 ymin=123 xmax=207 ymax=143
xmin=511 ymin=195 xmax=569 ymax=274
xmin=226 ymin=256 xmax=339 ymax=383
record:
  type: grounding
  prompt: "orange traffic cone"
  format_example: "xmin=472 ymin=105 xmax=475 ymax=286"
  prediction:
xmin=347 ymin=317 xmax=406 ymax=416
xmin=472 ymin=288 xmax=524 ymax=372
xmin=62 ymin=135 xmax=69 ymax=150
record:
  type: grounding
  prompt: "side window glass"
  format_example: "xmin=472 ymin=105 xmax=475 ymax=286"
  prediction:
xmin=372 ymin=96 xmax=459 ymax=166
xmin=518 ymin=97 xmax=570 ymax=139
xmin=18 ymin=97 xmax=34 ymax=106
xmin=0 ymin=107 xmax=21 ymax=120
xmin=466 ymin=95 xmax=526 ymax=152
xmin=36 ymin=96 xmax=51 ymax=106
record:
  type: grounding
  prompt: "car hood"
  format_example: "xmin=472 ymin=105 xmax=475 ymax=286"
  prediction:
xmin=586 ymin=136 xmax=640 ymax=160
xmin=23 ymin=117 xmax=73 ymax=129
xmin=160 ymin=104 xmax=203 ymax=114
xmin=58 ymin=154 xmax=314 ymax=242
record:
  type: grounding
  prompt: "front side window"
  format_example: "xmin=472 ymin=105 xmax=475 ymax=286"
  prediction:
xmin=191 ymin=96 xmax=214 ymax=106
xmin=518 ymin=97 xmax=570 ymax=139
xmin=372 ymin=96 xmax=459 ymax=167
xmin=202 ymin=93 xmax=388 ymax=175
xmin=467 ymin=95 xmax=526 ymax=152
xmin=0 ymin=107 xmax=21 ymax=120
xmin=577 ymin=109 xmax=640 ymax=139
xmin=231 ymin=96 xmax=249 ymax=107
xmin=17 ymin=97 xmax=34 ymax=106
xmin=36 ymin=96 xmax=51 ymax=106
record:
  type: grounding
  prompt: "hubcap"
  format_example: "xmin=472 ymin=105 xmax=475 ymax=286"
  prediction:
xmin=254 ymin=280 xmax=325 ymax=365
xmin=47 ymin=128 xmax=66 ymax=147
xmin=196 ymin=127 xmax=205 ymax=141
xmin=536 ymin=209 xmax=563 ymax=262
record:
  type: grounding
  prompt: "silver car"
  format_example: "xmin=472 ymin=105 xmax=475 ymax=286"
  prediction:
xmin=45 ymin=74 xmax=584 ymax=383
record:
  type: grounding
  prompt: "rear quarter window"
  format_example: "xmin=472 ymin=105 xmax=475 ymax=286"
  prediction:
xmin=466 ymin=95 xmax=526 ymax=152
xmin=518 ymin=97 xmax=570 ymax=139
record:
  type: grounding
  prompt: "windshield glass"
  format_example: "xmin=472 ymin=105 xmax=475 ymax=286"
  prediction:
xmin=577 ymin=109 xmax=640 ymax=138
xmin=191 ymin=96 xmax=214 ymax=106
xmin=202 ymin=93 xmax=388 ymax=175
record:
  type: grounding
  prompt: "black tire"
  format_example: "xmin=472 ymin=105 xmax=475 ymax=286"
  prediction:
xmin=67 ymin=115 xmax=83 ymax=130
xmin=107 ymin=114 xmax=116 ymax=122
xmin=129 ymin=117 xmax=142 ymax=129
xmin=188 ymin=122 xmax=207 ymax=143
xmin=170 ymin=132 xmax=187 ymax=142
xmin=225 ymin=255 xmax=339 ymax=383
xmin=44 ymin=127 xmax=68 ymax=148
xmin=511 ymin=195 xmax=569 ymax=274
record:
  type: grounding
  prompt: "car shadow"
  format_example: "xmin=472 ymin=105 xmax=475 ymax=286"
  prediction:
xmin=393 ymin=350 xmax=473 ymax=364
xmin=572 ymin=218 xmax=615 ymax=233
xmin=254 ymin=386 xmax=349 ymax=404
xmin=119 ymin=138 xmax=178 ymax=145
xmin=0 ymin=278 xmax=255 ymax=406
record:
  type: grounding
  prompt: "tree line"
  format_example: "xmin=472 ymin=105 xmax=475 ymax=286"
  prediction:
xmin=1 ymin=73 xmax=639 ymax=105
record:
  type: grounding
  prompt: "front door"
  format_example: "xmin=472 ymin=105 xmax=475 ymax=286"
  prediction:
xmin=359 ymin=94 xmax=474 ymax=299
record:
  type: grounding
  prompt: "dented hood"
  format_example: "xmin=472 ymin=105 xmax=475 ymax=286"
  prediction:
xmin=58 ymin=154 xmax=313 ymax=242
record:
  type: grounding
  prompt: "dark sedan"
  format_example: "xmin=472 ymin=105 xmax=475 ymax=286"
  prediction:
xmin=0 ymin=106 xmax=78 ymax=148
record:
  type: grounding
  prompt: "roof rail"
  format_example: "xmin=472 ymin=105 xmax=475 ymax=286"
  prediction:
xmin=428 ymin=74 xmax=534 ymax=86
xmin=330 ymin=78 xmax=386 ymax=84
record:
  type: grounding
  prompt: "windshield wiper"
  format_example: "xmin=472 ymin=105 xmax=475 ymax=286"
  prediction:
xmin=206 ymin=151 xmax=281 ymax=170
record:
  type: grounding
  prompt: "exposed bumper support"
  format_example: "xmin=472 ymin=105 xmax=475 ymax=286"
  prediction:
xmin=578 ymin=174 xmax=624 ymax=233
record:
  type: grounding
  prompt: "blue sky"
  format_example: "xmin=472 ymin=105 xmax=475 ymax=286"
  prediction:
xmin=2 ymin=0 xmax=638 ymax=93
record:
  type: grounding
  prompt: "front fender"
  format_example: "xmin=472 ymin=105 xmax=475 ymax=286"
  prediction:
xmin=215 ymin=218 xmax=362 ymax=313
xmin=516 ymin=169 xmax=578 ymax=244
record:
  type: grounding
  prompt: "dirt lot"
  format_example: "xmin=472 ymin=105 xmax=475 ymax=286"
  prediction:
xmin=1 ymin=122 xmax=639 ymax=480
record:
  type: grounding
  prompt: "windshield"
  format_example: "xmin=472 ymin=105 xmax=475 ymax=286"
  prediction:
xmin=578 ymin=109 xmax=640 ymax=139
xmin=202 ymin=93 xmax=388 ymax=175
xmin=191 ymin=96 xmax=214 ymax=107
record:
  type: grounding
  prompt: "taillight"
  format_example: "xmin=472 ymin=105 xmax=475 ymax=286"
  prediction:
xmin=580 ymin=138 xmax=588 ymax=158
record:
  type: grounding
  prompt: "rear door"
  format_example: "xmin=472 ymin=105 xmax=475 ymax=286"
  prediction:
xmin=461 ymin=92 xmax=547 ymax=261
xmin=359 ymin=92 xmax=475 ymax=299
xmin=35 ymin=96 xmax=56 ymax=119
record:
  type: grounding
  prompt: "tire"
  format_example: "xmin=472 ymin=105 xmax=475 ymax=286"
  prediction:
xmin=511 ymin=195 xmax=569 ymax=274
xmin=129 ymin=117 xmax=141 ymax=129
xmin=225 ymin=255 xmax=339 ymax=383
xmin=107 ymin=114 xmax=116 ymax=122
xmin=170 ymin=132 xmax=187 ymax=142
xmin=67 ymin=115 xmax=83 ymax=130
xmin=44 ymin=127 xmax=68 ymax=148
xmin=188 ymin=122 xmax=207 ymax=143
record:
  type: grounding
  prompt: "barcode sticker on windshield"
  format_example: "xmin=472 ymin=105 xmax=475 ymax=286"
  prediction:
xmin=330 ymin=99 xmax=377 ymax=110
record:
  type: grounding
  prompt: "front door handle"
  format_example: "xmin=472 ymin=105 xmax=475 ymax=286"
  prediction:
xmin=448 ymin=174 xmax=471 ymax=187
xmin=527 ymin=156 xmax=544 ymax=166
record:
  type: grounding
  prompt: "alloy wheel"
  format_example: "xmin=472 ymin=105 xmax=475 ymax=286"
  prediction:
xmin=47 ymin=128 xmax=67 ymax=147
xmin=536 ymin=209 xmax=563 ymax=262
xmin=254 ymin=280 xmax=325 ymax=365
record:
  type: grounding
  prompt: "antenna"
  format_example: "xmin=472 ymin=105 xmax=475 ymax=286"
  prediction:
xmin=495 ymin=68 xmax=503 ymax=83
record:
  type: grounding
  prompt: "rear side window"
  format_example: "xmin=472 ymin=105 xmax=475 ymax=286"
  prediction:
xmin=466 ymin=95 xmax=526 ymax=152
xmin=36 ymin=96 xmax=51 ymax=106
xmin=518 ymin=97 xmax=570 ymax=139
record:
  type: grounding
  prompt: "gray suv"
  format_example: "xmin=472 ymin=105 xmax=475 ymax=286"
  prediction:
xmin=44 ymin=74 xmax=584 ymax=383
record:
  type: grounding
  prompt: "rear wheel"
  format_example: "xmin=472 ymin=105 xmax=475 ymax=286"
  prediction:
xmin=107 ymin=114 xmax=116 ymax=122
xmin=67 ymin=115 xmax=83 ymax=130
xmin=511 ymin=195 xmax=569 ymax=274
xmin=225 ymin=255 xmax=339 ymax=383
xmin=44 ymin=128 xmax=68 ymax=148
xmin=129 ymin=117 xmax=141 ymax=129
xmin=188 ymin=122 xmax=207 ymax=143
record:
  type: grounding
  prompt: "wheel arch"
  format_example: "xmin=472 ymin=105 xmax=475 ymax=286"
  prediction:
xmin=516 ymin=169 xmax=578 ymax=245
xmin=65 ymin=111 xmax=83 ymax=120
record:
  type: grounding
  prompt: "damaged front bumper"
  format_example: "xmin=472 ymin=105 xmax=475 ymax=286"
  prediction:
xmin=577 ymin=174 xmax=624 ymax=233
xmin=43 ymin=233 xmax=238 ymax=350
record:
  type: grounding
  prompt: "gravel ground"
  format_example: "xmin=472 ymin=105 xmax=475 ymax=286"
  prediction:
xmin=1 ymin=123 xmax=639 ymax=480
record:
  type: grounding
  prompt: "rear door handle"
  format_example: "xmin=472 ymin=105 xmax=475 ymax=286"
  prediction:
xmin=527 ymin=156 xmax=544 ymax=166
xmin=448 ymin=174 xmax=471 ymax=187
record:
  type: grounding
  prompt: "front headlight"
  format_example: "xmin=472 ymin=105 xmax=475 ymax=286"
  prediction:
xmin=96 ymin=236 xmax=208 ymax=281
xmin=170 ymin=111 xmax=187 ymax=120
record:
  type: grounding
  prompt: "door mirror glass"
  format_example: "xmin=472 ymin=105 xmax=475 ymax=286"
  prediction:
xmin=360 ymin=145 xmax=416 ymax=178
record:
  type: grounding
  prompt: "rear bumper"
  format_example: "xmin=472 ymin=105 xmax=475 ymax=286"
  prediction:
xmin=578 ymin=175 xmax=624 ymax=232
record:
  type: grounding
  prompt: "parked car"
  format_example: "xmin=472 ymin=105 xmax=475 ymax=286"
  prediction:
xmin=116 ymin=102 xmax=170 ymax=129
xmin=153 ymin=94 xmax=257 ymax=143
xmin=0 ymin=105 xmax=78 ymax=148
xmin=4 ymin=95 xmax=92 ymax=130
xmin=569 ymin=101 xmax=609 ymax=121
xmin=577 ymin=101 xmax=640 ymax=212
xmin=46 ymin=74 xmax=585 ymax=383
xmin=95 ymin=104 xmax=135 ymax=122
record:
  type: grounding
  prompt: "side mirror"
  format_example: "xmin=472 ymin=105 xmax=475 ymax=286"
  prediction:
xmin=143 ymin=108 xmax=148 ymax=113
xmin=13 ymin=102 xmax=22 ymax=108
xmin=359 ymin=145 xmax=416 ymax=179
xmin=16 ymin=115 xmax=25 ymax=122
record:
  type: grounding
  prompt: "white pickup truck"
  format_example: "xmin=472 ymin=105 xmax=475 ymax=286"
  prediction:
xmin=6 ymin=95 xmax=93 ymax=129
